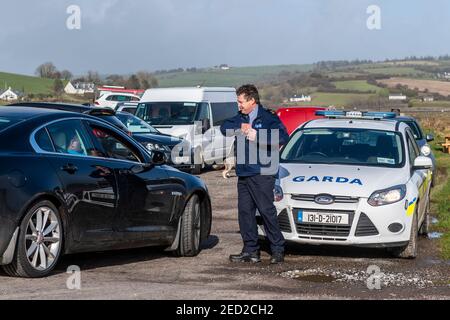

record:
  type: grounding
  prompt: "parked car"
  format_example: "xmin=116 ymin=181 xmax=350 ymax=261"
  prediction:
xmin=137 ymin=87 xmax=238 ymax=174
xmin=0 ymin=107 xmax=211 ymax=277
xmin=8 ymin=102 xmax=193 ymax=171
xmin=395 ymin=115 xmax=436 ymax=185
xmin=115 ymin=102 xmax=138 ymax=114
xmin=95 ymin=93 xmax=140 ymax=109
xmin=276 ymin=106 xmax=326 ymax=135
xmin=265 ymin=111 xmax=433 ymax=258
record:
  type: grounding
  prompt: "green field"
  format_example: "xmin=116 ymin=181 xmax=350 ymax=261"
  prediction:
xmin=409 ymin=99 xmax=450 ymax=108
xmin=0 ymin=72 xmax=54 ymax=95
xmin=360 ymin=66 xmax=426 ymax=76
xmin=332 ymin=80 xmax=385 ymax=93
xmin=156 ymin=64 xmax=314 ymax=87
xmin=293 ymin=92 xmax=376 ymax=107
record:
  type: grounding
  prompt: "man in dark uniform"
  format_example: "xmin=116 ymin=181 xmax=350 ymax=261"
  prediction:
xmin=220 ymin=84 xmax=289 ymax=264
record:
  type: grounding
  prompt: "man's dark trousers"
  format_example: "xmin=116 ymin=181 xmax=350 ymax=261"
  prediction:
xmin=238 ymin=174 xmax=285 ymax=254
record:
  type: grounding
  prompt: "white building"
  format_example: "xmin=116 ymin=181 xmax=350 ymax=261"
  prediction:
xmin=64 ymin=82 xmax=96 ymax=95
xmin=0 ymin=87 xmax=20 ymax=101
xmin=388 ymin=93 xmax=407 ymax=101
xmin=289 ymin=94 xmax=312 ymax=102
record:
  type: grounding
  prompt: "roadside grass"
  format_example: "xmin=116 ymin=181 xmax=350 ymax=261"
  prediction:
xmin=409 ymin=99 xmax=450 ymax=109
xmin=428 ymin=131 xmax=450 ymax=260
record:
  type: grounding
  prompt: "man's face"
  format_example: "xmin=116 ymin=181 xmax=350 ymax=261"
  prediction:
xmin=237 ymin=94 xmax=257 ymax=115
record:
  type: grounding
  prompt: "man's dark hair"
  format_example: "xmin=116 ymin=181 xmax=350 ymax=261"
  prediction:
xmin=236 ymin=84 xmax=260 ymax=105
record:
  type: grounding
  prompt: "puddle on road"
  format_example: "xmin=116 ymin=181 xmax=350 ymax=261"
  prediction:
xmin=428 ymin=232 xmax=444 ymax=239
xmin=295 ymin=274 xmax=336 ymax=283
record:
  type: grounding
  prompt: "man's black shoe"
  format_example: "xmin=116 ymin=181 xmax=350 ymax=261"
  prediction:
xmin=229 ymin=251 xmax=261 ymax=263
xmin=270 ymin=252 xmax=284 ymax=264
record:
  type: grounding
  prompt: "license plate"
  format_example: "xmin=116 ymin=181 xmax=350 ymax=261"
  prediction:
xmin=297 ymin=210 xmax=349 ymax=225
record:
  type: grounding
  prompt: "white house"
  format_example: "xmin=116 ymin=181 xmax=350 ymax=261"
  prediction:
xmin=0 ymin=87 xmax=20 ymax=101
xmin=289 ymin=94 xmax=312 ymax=102
xmin=388 ymin=93 xmax=407 ymax=101
xmin=64 ymin=82 xmax=96 ymax=95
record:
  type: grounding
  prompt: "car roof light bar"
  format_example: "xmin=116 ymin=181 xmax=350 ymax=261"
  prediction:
xmin=315 ymin=110 xmax=397 ymax=120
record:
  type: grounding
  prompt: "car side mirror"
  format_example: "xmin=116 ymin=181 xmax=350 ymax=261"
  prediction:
xmin=151 ymin=150 xmax=166 ymax=165
xmin=426 ymin=134 xmax=434 ymax=142
xmin=202 ymin=118 xmax=211 ymax=133
xmin=413 ymin=156 xmax=433 ymax=170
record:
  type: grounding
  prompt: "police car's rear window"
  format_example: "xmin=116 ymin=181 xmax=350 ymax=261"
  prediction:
xmin=281 ymin=128 xmax=404 ymax=167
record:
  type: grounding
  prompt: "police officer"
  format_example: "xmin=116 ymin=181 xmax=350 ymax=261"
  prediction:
xmin=220 ymin=84 xmax=289 ymax=264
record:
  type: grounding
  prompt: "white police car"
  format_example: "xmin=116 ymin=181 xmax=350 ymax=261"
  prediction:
xmin=260 ymin=111 xmax=433 ymax=258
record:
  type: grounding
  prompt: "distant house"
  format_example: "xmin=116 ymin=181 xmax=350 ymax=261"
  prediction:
xmin=64 ymin=82 xmax=96 ymax=95
xmin=421 ymin=96 xmax=434 ymax=102
xmin=388 ymin=93 xmax=407 ymax=101
xmin=220 ymin=64 xmax=230 ymax=70
xmin=0 ymin=87 xmax=20 ymax=101
xmin=436 ymin=72 xmax=450 ymax=80
xmin=289 ymin=94 xmax=312 ymax=102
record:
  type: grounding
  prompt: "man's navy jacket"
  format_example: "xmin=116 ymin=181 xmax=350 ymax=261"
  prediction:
xmin=220 ymin=106 xmax=289 ymax=177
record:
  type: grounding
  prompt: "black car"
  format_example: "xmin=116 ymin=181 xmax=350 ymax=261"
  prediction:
xmin=8 ymin=102 xmax=194 ymax=171
xmin=0 ymin=107 xmax=211 ymax=277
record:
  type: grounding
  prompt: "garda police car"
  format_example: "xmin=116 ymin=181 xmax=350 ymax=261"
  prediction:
xmin=260 ymin=111 xmax=433 ymax=258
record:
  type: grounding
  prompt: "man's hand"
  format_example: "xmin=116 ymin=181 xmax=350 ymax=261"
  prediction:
xmin=241 ymin=123 xmax=251 ymax=134
xmin=246 ymin=128 xmax=257 ymax=141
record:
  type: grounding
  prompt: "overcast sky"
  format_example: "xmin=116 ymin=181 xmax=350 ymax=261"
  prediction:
xmin=1 ymin=0 xmax=449 ymax=75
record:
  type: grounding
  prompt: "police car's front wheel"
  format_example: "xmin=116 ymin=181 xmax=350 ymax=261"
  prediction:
xmin=388 ymin=211 xmax=418 ymax=259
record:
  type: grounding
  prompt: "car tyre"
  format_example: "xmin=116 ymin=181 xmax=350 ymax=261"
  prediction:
xmin=2 ymin=201 xmax=63 ymax=278
xmin=419 ymin=196 xmax=430 ymax=236
xmin=174 ymin=195 xmax=201 ymax=257
xmin=191 ymin=149 xmax=203 ymax=175
xmin=388 ymin=210 xmax=418 ymax=259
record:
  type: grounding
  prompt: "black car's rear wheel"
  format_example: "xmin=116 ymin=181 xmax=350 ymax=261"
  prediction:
xmin=175 ymin=195 xmax=201 ymax=257
xmin=3 ymin=201 xmax=63 ymax=278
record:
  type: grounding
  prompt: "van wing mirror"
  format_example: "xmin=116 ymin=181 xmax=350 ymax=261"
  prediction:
xmin=426 ymin=134 xmax=434 ymax=142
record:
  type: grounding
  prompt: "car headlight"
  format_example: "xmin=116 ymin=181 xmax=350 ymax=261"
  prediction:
xmin=144 ymin=143 xmax=167 ymax=152
xmin=368 ymin=185 xmax=406 ymax=206
xmin=274 ymin=185 xmax=284 ymax=202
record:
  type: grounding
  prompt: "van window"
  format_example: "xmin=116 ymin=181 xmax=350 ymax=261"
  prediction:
xmin=136 ymin=102 xmax=208 ymax=125
xmin=211 ymin=102 xmax=238 ymax=126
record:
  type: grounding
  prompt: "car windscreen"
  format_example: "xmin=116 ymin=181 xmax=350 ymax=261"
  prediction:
xmin=136 ymin=102 xmax=205 ymax=125
xmin=0 ymin=117 xmax=23 ymax=132
xmin=281 ymin=128 xmax=404 ymax=168
xmin=115 ymin=112 xmax=160 ymax=134
xmin=402 ymin=120 xmax=423 ymax=140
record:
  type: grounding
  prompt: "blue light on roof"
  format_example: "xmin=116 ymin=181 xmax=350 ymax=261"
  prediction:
xmin=315 ymin=110 xmax=397 ymax=120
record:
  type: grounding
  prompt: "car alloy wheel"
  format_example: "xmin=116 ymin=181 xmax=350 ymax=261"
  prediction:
xmin=25 ymin=206 xmax=61 ymax=271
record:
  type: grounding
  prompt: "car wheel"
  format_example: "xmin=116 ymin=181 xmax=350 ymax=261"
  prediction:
xmin=388 ymin=210 xmax=418 ymax=259
xmin=174 ymin=195 xmax=201 ymax=257
xmin=191 ymin=149 xmax=203 ymax=175
xmin=419 ymin=195 xmax=431 ymax=236
xmin=2 ymin=201 xmax=63 ymax=278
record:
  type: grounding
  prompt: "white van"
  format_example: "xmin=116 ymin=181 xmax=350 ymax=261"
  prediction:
xmin=136 ymin=87 xmax=238 ymax=173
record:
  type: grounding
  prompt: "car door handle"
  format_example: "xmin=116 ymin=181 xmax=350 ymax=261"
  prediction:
xmin=61 ymin=164 xmax=78 ymax=174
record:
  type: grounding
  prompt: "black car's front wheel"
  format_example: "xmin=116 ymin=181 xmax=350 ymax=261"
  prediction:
xmin=175 ymin=195 xmax=201 ymax=257
xmin=3 ymin=201 xmax=63 ymax=278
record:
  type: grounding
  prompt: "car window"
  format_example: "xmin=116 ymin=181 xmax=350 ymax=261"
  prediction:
xmin=35 ymin=128 xmax=54 ymax=152
xmin=403 ymin=120 xmax=423 ymax=140
xmin=47 ymin=120 xmax=97 ymax=157
xmin=211 ymin=102 xmax=238 ymax=126
xmin=281 ymin=128 xmax=404 ymax=168
xmin=88 ymin=124 xmax=143 ymax=163
xmin=122 ymin=107 xmax=136 ymax=114
xmin=131 ymin=97 xmax=140 ymax=102
xmin=106 ymin=95 xmax=114 ymax=101
xmin=406 ymin=129 xmax=419 ymax=166
xmin=117 ymin=95 xmax=131 ymax=102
